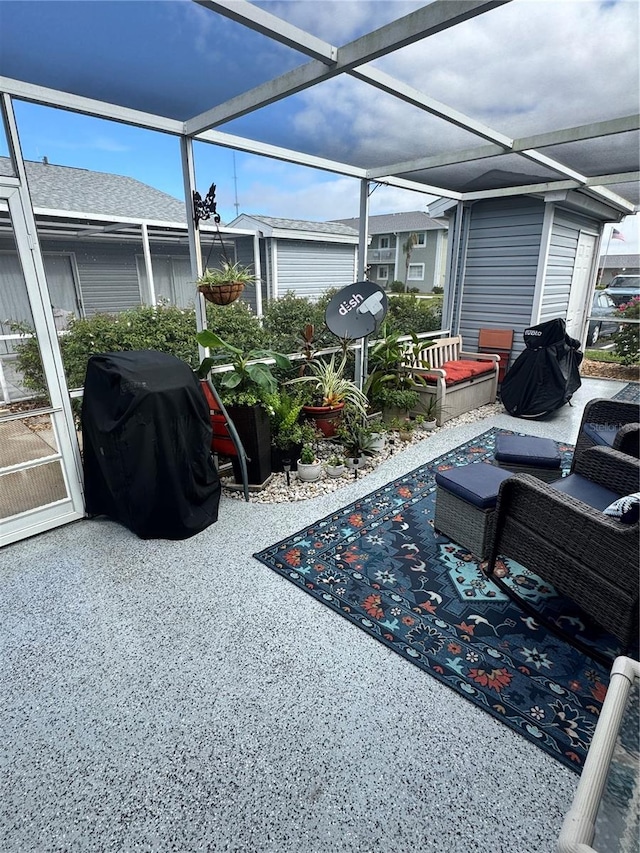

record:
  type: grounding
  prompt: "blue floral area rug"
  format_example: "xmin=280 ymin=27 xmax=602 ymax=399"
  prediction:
xmin=612 ymin=382 xmax=640 ymax=404
xmin=254 ymin=429 xmax=621 ymax=774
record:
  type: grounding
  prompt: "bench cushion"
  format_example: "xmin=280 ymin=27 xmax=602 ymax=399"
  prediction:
xmin=422 ymin=359 xmax=495 ymax=387
xmin=435 ymin=462 xmax=513 ymax=509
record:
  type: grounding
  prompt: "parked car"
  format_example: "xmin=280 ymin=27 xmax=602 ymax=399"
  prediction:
xmin=604 ymin=274 xmax=640 ymax=307
xmin=587 ymin=290 xmax=620 ymax=345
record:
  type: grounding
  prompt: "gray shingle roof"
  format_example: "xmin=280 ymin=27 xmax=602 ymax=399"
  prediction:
xmin=600 ymin=253 xmax=639 ymax=268
xmin=230 ymin=214 xmax=358 ymax=236
xmin=0 ymin=157 xmax=186 ymax=222
xmin=331 ymin=211 xmax=447 ymax=234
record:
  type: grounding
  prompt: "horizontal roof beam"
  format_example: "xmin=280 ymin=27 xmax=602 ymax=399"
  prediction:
xmin=516 ymin=114 xmax=640 ymax=150
xmin=0 ymin=77 xmax=184 ymax=135
xmin=184 ymin=0 xmax=511 ymax=135
xmin=196 ymin=127 xmax=367 ymax=177
xmin=367 ymin=114 xmax=640 ymax=178
xmin=372 ymin=176 xmax=462 ymax=200
xmin=76 ymin=222 xmax=132 ymax=237
xmin=520 ymin=149 xmax=587 ymax=183
xmin=193 ymin=0 xmax=338 ymax=64
xmin=462 ymin=174 xmax=637 ymax=211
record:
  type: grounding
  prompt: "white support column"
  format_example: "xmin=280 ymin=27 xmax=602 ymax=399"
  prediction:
xmin=531 ymin=202 xmax=555 ymax=326
xmin=180 ymin=137 xmax=207 ymax=358
xmin=357 ymin=178 xmax=369 ymax=280
xmin=253 ymin=231 xmax=263 ymax=317
xmin=140 ymin=222 xmax=156 ymax=305
xmin=270 ymin=238 xmax=279 ymax=300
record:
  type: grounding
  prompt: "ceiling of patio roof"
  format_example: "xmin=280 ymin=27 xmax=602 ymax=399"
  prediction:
xmin=1 ymin=0 xmax=638 ymax=212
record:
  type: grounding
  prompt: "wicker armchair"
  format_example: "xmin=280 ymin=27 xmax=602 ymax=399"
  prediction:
xmin=571 ymin=398 xmax=640 ymax=472
xmin=486 ymin=446 xmax=640 ymax=651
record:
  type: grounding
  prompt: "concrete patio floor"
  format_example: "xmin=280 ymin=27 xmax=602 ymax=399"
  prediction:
xmin=0 ymin=377 xmax=632 ymax=853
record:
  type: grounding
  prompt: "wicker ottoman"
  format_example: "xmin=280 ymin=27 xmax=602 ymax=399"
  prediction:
xmin=494 ymin=433 xmax=562 ymax=482
xmin=434 ymin=462 xmax=513 ymax=559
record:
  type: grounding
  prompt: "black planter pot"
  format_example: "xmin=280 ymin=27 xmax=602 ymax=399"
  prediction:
xmin=227 ymin=403 xmax=272 ymax=485
xmin=271 ymin=443 xmax=303 ymax=473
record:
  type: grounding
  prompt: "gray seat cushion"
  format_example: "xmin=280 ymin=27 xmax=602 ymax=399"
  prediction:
xmin=551 ymin=473 xmax=621 ymax=511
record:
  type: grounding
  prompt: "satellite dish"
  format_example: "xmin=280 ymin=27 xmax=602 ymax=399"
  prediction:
xmin=325 ymin=281 xmax=388 ymax=340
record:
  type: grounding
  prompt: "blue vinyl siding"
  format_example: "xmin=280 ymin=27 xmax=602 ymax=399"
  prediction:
xmin=276 ymin=240 xmax=356 ymax=300
xmin=540 ymin=210 xmax=599 ymax=324
xmin=457 ymin=197 xmax=544 ymax=354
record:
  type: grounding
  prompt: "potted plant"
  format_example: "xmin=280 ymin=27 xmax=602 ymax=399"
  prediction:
xmin=287 ymin=353 xmax=368 ymax=438
xmin=325 ymin=454 xmax=346 ymax=478
xmin=336 ymin=407 xmax=378 ymax=468
xmin=417 ymin=395 xmax=438 ymax=430
xmin=397 ymin=417 xmax=415 ymax=441
xmin=369 ymin=422 xmax=387 ymax=453
xmin=388 ymin=415 xmax=415 ymax=442
xmin=196 ymin=329 xmax=291 ymax=485
xmin=364 ymin=329 xmax=429 ymax=423
xmin=376 ymin=386 xmax=421 ymax=424
xmin=264 ymin=389 xmax=307 ymax=471
xmin=196 ymin=261 xmax=257 ymax=305
xmin=297 ymin=442 xmax=323 ymax=482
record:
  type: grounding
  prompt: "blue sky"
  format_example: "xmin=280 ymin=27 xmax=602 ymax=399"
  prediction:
xmin=1 ymin=0 xmax=638 ymax=249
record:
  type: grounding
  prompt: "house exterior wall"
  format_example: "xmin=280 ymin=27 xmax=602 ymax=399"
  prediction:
xmin=368 ymin=229 xmax=446 ymax=291
xmin=455 ymin=197 xmax=545 ymax=356
xmin=273 ymin=240 xmax=357 ymax=300
xmin=538 ymin=208 xmax=600 ymax=324
xmin=47 ymin=239 xmax=143 ymax=315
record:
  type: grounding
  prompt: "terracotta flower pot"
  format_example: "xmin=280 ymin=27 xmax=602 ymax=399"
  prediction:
xmin=302 ymin=402 xmax=345 ymax=438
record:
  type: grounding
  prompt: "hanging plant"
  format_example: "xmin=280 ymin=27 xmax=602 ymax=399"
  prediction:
xmin=196 ymin=262 xmax=257 ymax=305
xmin=193 ymin=182 xmax=257 ymax=305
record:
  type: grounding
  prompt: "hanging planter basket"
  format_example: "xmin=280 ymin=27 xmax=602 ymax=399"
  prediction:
xmin=198 ymin=281 xmax=245 ymax=305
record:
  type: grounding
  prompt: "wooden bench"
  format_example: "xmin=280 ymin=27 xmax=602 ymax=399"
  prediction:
xmin=401 ymin=335 xmax=500 ymax=425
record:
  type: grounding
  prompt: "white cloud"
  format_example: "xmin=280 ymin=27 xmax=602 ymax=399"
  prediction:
xmin=223 ymin=165 xmax=433 ymax=221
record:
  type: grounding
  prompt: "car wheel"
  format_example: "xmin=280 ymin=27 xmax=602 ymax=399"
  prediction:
xmin=590 ymin=323 xmax=601 ymax=346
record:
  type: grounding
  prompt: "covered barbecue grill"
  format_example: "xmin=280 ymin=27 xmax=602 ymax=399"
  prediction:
xmin=82 ymin=350 xmax=221 ymax=539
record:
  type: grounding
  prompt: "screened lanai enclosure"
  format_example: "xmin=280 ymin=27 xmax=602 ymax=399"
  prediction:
xmin=0 ymin=0 xmax=638 ymax=544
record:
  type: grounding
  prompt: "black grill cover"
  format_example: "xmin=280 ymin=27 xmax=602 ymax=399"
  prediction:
xmin=500 ymin=318 xmax=583 ymax=419
xmin=82 ymin=350 xmax=221 ymax=539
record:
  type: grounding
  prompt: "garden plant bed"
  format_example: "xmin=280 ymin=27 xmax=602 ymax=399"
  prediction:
xmin=219 ymin=401 xmax=504 ymax=503
xmin=580 ymin=359 xmax=639 ymax=382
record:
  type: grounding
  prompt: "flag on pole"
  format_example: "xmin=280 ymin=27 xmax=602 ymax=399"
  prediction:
xmin=612 ymin=228 xmax=625 ymax=241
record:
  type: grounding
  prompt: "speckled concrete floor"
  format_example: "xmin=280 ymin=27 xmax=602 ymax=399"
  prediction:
xmin=0 ymin=378 xmax=628 ymax=853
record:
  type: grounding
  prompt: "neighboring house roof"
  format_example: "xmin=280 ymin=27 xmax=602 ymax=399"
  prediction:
xmin=331 ymin=211 xmax=447 ymax=234
xmin=229 ymin=213 xmax=359 ymax=242
xmin=0 ymin=157 xmax=187 ymax=223
xmin=599 ymin=253 xmax=639 ymax=269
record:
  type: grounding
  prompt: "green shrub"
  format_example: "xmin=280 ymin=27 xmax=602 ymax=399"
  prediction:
xmin=386 ymin=295 xmax=442 ymax=335
xmin=613 ymin=297 xmax=640 ymax=365
xmin=10 ymin=300 xmax=269 ymax=398
xmin=261 ymin=291 xmax=335 ymax=354
xmin=205 ymin=299 xmax=267 ymax=353
xmin=11 ymin=304 xmax=199 ymax=395
xmin=389 ymin=280 xmax=405 ymax=293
